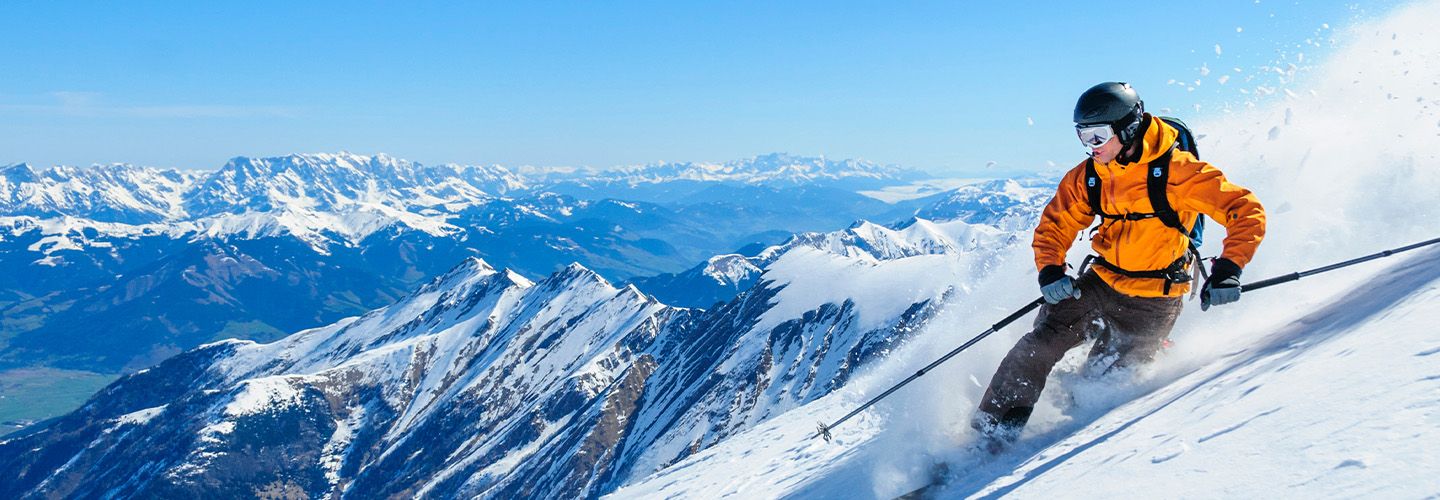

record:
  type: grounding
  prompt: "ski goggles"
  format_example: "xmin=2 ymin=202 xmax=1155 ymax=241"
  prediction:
xmin=1075 ymin=123 xmax=1115 ymax=148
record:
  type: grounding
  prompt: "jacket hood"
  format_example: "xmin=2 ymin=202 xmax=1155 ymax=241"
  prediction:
xmin=1102 ymin=114 xmax=1179 ymax=169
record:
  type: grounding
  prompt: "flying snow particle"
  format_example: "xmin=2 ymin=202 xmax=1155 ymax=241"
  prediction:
xmin=1393 ymin=49 xmax=1401 ymax=56
xmin=1215 ymin=44 xmax=1223 ymax=56
xmin=1218 ymin=75 xmax=1231 ymax=85
xmin=1236 ymin=27 xmax=1244 ymax=33
xmin=1200 ymin=64 xmax=1211 ymax=76
xmin=1322 ymin=23 xmax=1330 ymax=29
xmin=1268 ymin=126 xmax=1281 ymax=140
xmin=1026 ymin=117 xmax=1034 ymax=126
xmin=1233 ymin=67 xmax=1243 ymax=73
xmin=1193 ymin=104 xmax=1202 ymax=112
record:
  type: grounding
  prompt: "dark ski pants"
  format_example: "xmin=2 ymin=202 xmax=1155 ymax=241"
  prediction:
xmin=975 ymin=271 xmax=1184 ymax=432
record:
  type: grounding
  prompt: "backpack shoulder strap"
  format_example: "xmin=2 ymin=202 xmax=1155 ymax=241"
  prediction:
xmin=1084 ymin=158 xmax=1106 ymax=217
xmin=1146 ymin=144 xmax=1186 ymax=233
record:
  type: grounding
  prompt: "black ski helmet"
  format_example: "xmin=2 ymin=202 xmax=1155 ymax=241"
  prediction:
xmin=1074 ymin=82 xmax=1145 ymax=145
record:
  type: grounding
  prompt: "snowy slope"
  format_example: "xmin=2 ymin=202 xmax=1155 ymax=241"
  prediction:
xmin=609 ymin=244 xmax=1440 ymax=498
xmin=956 ymin=245 xmax=1440 ymax=498
xmin=610 ymin=3 xmax=1440 ymax=497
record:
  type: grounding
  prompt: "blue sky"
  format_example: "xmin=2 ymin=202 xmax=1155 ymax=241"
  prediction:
xmin=0 ymin=1 xmax=1400 ymax=175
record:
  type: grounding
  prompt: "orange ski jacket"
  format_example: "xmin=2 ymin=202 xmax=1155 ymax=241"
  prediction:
xmin=1034 ymin=115 xmax=1266 ymax=298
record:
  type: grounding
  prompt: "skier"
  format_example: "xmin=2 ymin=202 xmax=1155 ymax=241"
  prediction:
xmin=970 ymin=82 xmax=1266 ymax=450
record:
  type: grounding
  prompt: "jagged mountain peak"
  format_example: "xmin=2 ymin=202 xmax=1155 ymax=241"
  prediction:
xmin=0 ymin=163 xmax=38 ymax=183
xmin=702 ymin=254 xmax=762 ymax=286
xmin=543 ymin=262 xmax=615 ymax=292
xmin=207 ymin=152 xmax=411 ymax=189
xmin=410 ymin=256 xmax=504 ymax=294
xmin=442 ymin=256 xmax=499 ymax=279
xmin=183 ymin=153 xmax=515 ymax=231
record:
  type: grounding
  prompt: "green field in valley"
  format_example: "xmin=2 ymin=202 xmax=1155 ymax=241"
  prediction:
xmin=0 ymin=368 xmax=118 ymax=437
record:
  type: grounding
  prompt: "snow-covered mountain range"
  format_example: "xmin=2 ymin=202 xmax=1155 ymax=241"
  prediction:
xmin=0 ymin=152 xmax=939 ymax=282
xmin=527 ymin=152 xmax=926 ymax=190
xmin=1 ymin=152 xmax=922 ymax=239
xmin=0 ymin=163 xmax=198 ymax=224
xmin=9 ymin=3 xmax=1438 ymax=497
xmin=0 ymin=152 xmax=970 ymax=374
xmin=0 ymin=214 xmax=1021 ymax=499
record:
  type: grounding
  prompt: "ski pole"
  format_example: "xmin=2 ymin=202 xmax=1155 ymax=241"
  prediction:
xmin=814 ymin=297 xmax=1044 ymax=442
xmin=1240 ymin=236 xmax=1440 ymax=292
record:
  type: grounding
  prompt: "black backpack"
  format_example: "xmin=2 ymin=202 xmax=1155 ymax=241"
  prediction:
xmin=1083 ymin=116 xmax=1206 ymax=247
xmin=1081 ymin=116 xmax=1207 ymax=292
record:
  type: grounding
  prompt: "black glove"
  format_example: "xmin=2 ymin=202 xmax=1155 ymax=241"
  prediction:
xmin=1038 ymin=265 xmax=1080 ymax=304
xmin=1201 ymin=258 xmax=1242 ymax=311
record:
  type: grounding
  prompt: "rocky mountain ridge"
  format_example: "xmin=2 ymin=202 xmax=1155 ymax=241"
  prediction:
xmin=0 ymin=212 xmax=1021 ymax=499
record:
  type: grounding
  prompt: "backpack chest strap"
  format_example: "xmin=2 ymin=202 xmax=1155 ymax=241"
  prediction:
xmin=1083 ymin=144 xmax=1186 ymax=234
